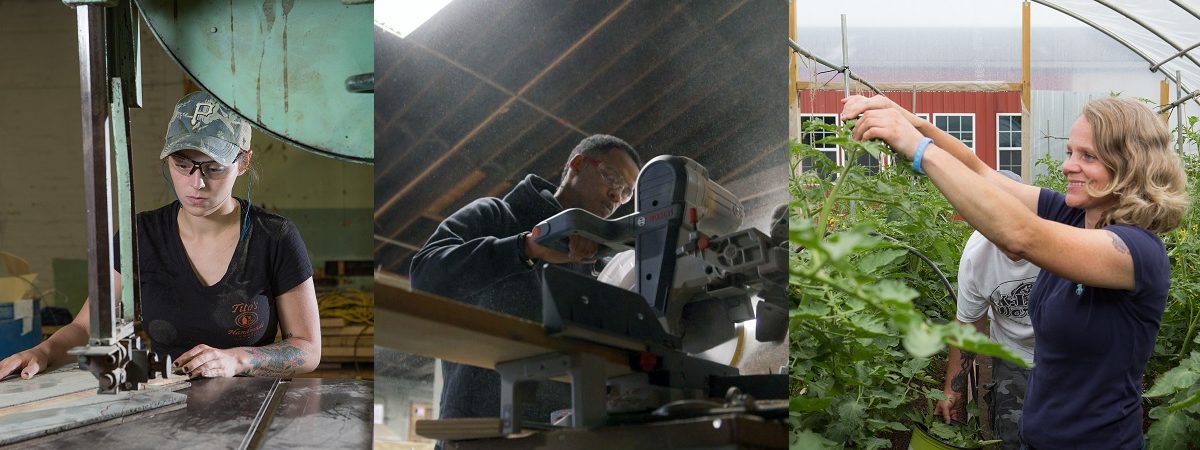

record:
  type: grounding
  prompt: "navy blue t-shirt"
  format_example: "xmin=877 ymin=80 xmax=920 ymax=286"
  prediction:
xmin=1020 ymin=189 xmax=1170 ymax=449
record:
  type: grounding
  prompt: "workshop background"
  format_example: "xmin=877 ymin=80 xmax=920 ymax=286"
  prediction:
xmin=0 ymin=1 xmax=373 ymax=374
xmin=372 ymin=0 xmax=789 ymax=446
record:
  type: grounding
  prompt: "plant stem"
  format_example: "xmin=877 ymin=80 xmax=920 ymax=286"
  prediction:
xmin=816 ymin=147 xmax=859 ymax=237
xmin=1178 ymin=297 xmax=1197 ymax=359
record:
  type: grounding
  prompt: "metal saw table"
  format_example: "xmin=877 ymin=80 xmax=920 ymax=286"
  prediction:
xmin=375 ymin=274 xmax=786 ymax=450
xmin=11 ymin=376 xmax=372 ymax=450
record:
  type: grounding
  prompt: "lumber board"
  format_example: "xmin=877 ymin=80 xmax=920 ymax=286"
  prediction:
xmin=323 ymin=335 xmax=374 ymax=347
xmin=322 ymin=325 xmax=374 ymax=336
xmin=438 ymin=414 xmax=788 ymax=449
xmin=321 ymin=346 xmax=375 ymax=358
xmin=294 ymin=369 xmax=373 ymax=380
xmin=414 ymin=418 xmax=504 ymax=440
xmin=319 ymin=317 xmax=347 ymax=327
xmin=0 ymin=367 xmax=184 ymax=410
xmin=374 ymin=273 xmax=630 ymax=376
xmin=0 ymin=388 xmax=187 ymax=446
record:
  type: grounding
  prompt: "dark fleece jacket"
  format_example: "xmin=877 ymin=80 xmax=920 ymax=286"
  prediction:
xmin=410 ymin=174 xmax=588 ymax=421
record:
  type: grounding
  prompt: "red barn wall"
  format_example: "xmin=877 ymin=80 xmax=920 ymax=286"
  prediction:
xmin=797 ymin=90 xmax=1022 ymax=170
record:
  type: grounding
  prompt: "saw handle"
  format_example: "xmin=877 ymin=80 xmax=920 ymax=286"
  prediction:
xmin=532 ymin=208 xmax=635 ymax=256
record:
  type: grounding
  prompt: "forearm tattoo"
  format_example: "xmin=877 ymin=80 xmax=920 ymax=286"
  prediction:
xmin=949 ymin=351 xmax=975 ymax=399
xmin=239 ymin=333 xmax=307 ymax=377
xmin=1108 ymin=231 xmax=1130 ymax=255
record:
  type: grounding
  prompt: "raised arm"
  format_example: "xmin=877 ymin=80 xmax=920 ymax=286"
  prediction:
xmin=848 ymin=105 xmax=1134 ymax=290
xmin=841 ymin=95 xmax=1040 ymax=213
xmin=409 ymin=199 xmax=531 ymax=299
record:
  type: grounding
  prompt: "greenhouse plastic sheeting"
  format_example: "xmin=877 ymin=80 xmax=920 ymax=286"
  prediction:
xmin=1035 ymin=0 xmax=1200 ymax=109
xmin=796 ymin=1 xmax=1200 ymax=110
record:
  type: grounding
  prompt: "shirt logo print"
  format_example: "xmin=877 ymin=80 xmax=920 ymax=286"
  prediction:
xmin=993 ymin=279 xmax=1034 ymax=320
xmin=231 ymin=302 xmax=259 ymax=329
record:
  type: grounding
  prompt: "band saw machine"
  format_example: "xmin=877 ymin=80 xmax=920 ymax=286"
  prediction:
xmin=0 ymin=1 xmax=373 ymax=448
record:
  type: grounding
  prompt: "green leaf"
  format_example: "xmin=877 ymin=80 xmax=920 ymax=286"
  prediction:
xmin=903 ymin=322 xmax=945 ymax=357
xmin=925 ymin=389 xmax=949 ymax=402
xmin=826 ymin=399 xmax=867 ymax=442
xmin=847 ymin=314 xmax=888 ymax=337
xmin=861 ymin=437 xmax=892 ymax=450
xmin=816 ymin=135 xmax=858 ymax=148
xmin=872 ymin=279 xmax=919 ymax=303
xmin=1145 ymin=411 xmax=1194 ymax=450
xmin=858 ymin=248 xmax=908 ymax=274
xmin=926 ymin=421 xmax=959 ymax=440
xmin=822 ymin=228 xmax=879 ymax=263
xmin=790 ymin=429 xmax=838 ymax=450
xmin=861 ymin=140 xmax=891 ymax=160
xmin=791 ymin=301 xmax=830 ymax=320
xmin=790 ymin=396 xmax=832 ymax=413
xmin=946 ymin=322 xmax=1030 ymax=368
xmin=1144 ymin=363 xmax=1200 ymax=398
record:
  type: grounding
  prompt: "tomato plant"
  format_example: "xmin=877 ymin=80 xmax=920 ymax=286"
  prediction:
xmin=1142 ymin=116 xmax=1200 ymax=449
xmin=789 ymin=119 xmax=1024 ymax=448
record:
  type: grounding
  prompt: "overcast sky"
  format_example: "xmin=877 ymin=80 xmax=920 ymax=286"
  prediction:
xmin=797 ymin=0 xmax=1086 ymax=28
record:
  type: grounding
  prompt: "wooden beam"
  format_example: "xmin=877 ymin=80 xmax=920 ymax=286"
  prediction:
xmin=788 ymin=0 xmax=797 ymax=139
xmin=1021 ymin=1 xmax=1032 ymax=183
xmin=797 ymin=81 xmax=1023 ymax=92
xmin=374 ymin=274 xmax=631 ymax=375
xmin=1161 ymin=78 xmax=1172 ymax=123
xmin=375 ymin=1 xmax=633 ymax=220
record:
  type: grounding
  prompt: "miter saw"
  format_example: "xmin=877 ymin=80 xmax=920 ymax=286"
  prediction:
xmin=495 ymin=155 xmax=788 ymax=434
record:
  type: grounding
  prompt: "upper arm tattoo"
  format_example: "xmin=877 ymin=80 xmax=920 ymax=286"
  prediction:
xmin=1107 ymin=231 xmax=1130 ymax=255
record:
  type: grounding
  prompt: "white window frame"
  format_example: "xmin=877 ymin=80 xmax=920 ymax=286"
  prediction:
xmin=932 ymin=113 xmax=976 ymax=153
xmin=996 ymin=113 xmax=1022 ymax=175
xmin=799 ymin=114 xmax=841 ymax=169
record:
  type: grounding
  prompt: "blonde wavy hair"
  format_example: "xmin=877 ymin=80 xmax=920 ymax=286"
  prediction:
xmin=1082 ymin=97 xmax=1189 ymax=233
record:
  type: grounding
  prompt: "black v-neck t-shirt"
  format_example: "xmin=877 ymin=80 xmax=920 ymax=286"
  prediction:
xmin=118 ymin=199 xmax=313 ymax=359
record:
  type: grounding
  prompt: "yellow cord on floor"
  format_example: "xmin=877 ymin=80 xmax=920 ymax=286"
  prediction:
xmin=317 ymin=288 xmax=374 ymax=325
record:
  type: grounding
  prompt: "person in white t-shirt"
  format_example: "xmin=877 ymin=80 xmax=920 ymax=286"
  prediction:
xmin=935 ymin=171 xmax=1038 ymax=449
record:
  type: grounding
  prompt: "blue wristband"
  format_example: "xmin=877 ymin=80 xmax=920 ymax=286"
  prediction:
xmin=912 ymin=137 xmax=933 ymax=175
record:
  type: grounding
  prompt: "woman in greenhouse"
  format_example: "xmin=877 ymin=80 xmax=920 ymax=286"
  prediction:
xmin=840 ymin=95 xmax=1187 ymax=449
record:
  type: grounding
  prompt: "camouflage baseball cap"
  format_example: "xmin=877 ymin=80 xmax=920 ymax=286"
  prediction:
xmin=159 ymin=91 xmax=252 ymax=165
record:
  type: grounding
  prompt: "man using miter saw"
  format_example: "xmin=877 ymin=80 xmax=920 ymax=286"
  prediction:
xmin=410 ymin=134 xmax=642 ymax=428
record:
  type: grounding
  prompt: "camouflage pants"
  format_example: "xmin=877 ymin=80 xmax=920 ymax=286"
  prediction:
xmin=984 ymin=358 xmax=1029 ymax=450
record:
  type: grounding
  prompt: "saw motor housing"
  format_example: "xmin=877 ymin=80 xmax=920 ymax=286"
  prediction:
xmin=534 ymin=155 xmax=787 ymax=355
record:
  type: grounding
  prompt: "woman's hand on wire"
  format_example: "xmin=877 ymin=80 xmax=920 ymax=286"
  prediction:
xmin=848 ymin=107 xmax=926 ymax=159
xmin=175 ymin=344 xmax=245 ymax=378
xmin=840 ymin=95 xmax=910 ymax=123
